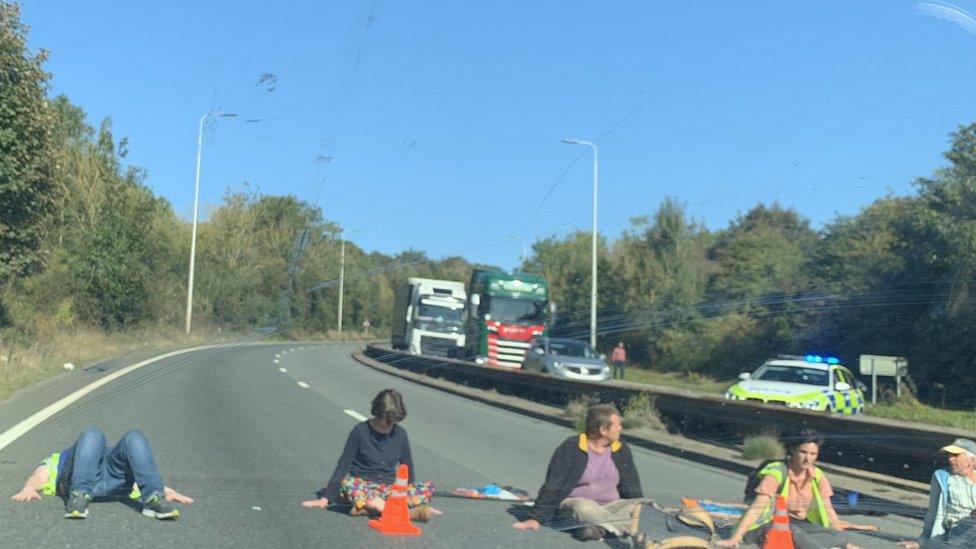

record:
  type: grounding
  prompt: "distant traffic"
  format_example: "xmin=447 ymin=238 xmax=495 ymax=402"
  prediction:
xmin=390 ymin=272 xmax=878 ymax=414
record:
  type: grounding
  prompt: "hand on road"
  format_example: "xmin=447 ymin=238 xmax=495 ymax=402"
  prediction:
xmin=302 ymin=497 xmax=329 ymax=509
xmin=714 ymin=539 xmax=740 ymax=547
xmin=513 ymin=519 xmax=540 ymax=531
xmin=840 ymin=522 xmax=878 ymax=532
xmin=11 ymin=489 xmax=41 ymax=502
xmin=897 ymin=542 xmax=919 ymax=549
xmin=164 ymin=487 xmax=194 ymax=504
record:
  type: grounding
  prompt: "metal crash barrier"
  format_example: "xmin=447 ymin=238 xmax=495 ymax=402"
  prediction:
xmin=363 ymin=344 xmax=975 ymax=485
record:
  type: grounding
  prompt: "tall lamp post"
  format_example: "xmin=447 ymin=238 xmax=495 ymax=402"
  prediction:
xmin=185 ymin=111 xmax=236 ymax=335
xmin=337 ymin=231 xmax=345 ymax=333
xmin=336 ymin=228 xmax=360 ymax=333
xmin=561 ymin=138 xmax=599 ymax=349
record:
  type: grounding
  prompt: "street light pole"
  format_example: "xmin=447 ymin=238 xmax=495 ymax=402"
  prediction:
xmin=337 ymin=233 xmax=345 ymax=333
xmin=562 ymin=138 xmax=599 ymax=349
xmin=185 ymin=111 xmax=236 ymax=335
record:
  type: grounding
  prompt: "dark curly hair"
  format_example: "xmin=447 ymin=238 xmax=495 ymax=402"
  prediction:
xmin=786 ymin=428 xmax=825 ymax=454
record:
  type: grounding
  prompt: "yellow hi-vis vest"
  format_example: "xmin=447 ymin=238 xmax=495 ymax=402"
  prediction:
xmin=39 ymin=453 xmax=141 ymax=499
xmin=747 ymin=461 xmax=830 ymax=530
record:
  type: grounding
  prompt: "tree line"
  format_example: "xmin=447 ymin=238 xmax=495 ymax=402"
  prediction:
xmin=0 ymin=3 xmax=481 ymax=344
xmin=528 ymin=125 xmax=976 ymax=408
xmin=3 ymin=2 xmax=976 ymax=408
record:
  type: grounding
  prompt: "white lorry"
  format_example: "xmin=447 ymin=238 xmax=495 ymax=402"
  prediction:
xmin=390 ymin=278 xmax=466 ymax=357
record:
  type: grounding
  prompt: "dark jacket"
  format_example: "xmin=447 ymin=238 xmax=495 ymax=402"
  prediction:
xmin=317 ymin=421 xmax=414 ymax=502
xmin=530 ymin=433 xmax=643 ymax=523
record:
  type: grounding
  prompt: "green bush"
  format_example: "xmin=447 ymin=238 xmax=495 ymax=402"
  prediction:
xmin=742 ymin=435 xmax=784 ymax=460
xmin=564 ymin=395 xmax=599 ymax=432
xmin=621 ymin=393 xmax=665 ymax=431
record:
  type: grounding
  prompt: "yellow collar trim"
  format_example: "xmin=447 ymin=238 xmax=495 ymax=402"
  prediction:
xmin=578 ymin=433 xmax=621 ymax=453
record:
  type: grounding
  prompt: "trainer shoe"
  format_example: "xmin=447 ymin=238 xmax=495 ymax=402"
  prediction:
xmin=141 ymin=493 xmax=180 ymax=520
xmin=64 ymin=491 xmax=90 ymax=519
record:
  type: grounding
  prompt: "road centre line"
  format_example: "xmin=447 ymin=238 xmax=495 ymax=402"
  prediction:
xmin=343 ymin=409 xmax=368 ymax=422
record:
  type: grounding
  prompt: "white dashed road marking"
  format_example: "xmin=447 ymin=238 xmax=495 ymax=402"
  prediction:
xmin=343 ymin=409 xmax=368 ymax=422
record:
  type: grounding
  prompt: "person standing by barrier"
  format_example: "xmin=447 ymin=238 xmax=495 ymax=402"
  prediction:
xmin=512 ymin=404 xmax=645 ymax=541
xmin=611 ymin=342 xmax=627 ymax=380
xmin=302 ymin=389 xmax=439 ymax=521
xmin=898 ymin=438 xmax=976 ymax=549
xmin=716 ymin=429 xmax=860 ymax=549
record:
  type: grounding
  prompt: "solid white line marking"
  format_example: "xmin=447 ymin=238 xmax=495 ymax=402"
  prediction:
xmin=343 ymin=409 xmax=368 ymax=422
xmin=0 ymin=343 xmax=229 ymax=453
xmin=297 ymin=381 xmax=310 ymax=389
xmin=278 ymin=367 xmax=287 ymax=373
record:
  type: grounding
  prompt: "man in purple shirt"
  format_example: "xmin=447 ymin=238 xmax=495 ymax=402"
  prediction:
xmin=513 ymin=404 xmax=645 ymax=541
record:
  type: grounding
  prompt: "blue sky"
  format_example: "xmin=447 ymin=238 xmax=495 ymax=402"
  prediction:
xmin=19 ymin=1 xmax=976 ymax=269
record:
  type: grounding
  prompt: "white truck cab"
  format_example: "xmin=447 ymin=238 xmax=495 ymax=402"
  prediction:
xmin=391 ymin=278 xmax=466 ymax=357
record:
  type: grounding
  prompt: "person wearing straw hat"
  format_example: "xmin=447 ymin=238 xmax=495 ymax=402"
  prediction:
xmin=512 ymin=404 xmax=645 ymax=541
xmin=716 ymin=429 xmax=860 ymax=549
xmin=899 ymin=438 xmax=976 ymax=549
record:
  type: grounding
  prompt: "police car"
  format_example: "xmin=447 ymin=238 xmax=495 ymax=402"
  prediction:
xmin=724 ymin=355 xmax=867 ymax=414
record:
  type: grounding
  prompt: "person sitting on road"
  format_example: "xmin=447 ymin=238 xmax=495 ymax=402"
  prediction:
xmin=10 ymin=426 xmax=193 ymax=520
xmin=512 ymin=403 xmax=645 ymax=541
xmin=716 ymin=428 xmax=860 ymax=549
xmin=301 ymin=388 xmax=440 ymax=521
xmin=898 ymin=438 xmax=976 ymax=549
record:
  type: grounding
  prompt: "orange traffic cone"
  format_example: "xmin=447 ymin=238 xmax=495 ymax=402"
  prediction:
xmin=762 ymin=495 xmax=794 ymax=549
xmin=368 ymin=464 xmax=422 ymax=536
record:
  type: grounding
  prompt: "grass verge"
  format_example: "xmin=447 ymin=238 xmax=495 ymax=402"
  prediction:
xmin=867 ymin=393 xmax=976 ymax=431
xmin=622 ymin=365 xmax=976 ymax=432
xmin=0 ymin=325 xmax=224 ymax=402
xmin=621 ymin=366 xmax=732 ymax=394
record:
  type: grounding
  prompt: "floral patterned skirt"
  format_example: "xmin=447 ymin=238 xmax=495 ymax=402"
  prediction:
xmin=338 ymin=474 xmax=436 ymax=509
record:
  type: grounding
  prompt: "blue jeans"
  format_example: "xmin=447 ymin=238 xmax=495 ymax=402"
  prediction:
xmin=69 ymin=427 xmax=165 ymax=503
xmin=612 ymin=361 xmax=626 ymax=379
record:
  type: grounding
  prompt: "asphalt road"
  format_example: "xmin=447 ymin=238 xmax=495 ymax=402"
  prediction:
xmin=0 ymin=342 xmax=923 ymax=548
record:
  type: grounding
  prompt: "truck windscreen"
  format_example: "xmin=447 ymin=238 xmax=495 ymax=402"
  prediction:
xmin=487 ymin=297 xmax=546 ymax=324
xmin=417 ymin=303 xmax=464 ymax=324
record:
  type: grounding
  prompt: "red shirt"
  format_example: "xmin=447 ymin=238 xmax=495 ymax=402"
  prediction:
xmin=612 ymin=347 xmax=627 ymax=362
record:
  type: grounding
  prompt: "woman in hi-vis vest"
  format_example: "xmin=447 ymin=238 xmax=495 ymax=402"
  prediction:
xmin=717 ymin=429 xmax=860 ymax=549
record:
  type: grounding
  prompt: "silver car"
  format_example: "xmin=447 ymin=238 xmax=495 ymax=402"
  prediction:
xmin=523 ymin=337 xmax=611 ymax=381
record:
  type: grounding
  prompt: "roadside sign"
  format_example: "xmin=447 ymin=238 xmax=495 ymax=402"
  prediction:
xmin=858 ymin=355 xmax=907 ymax=377
xmin=859 ymin=355 xmax=908 ymax=404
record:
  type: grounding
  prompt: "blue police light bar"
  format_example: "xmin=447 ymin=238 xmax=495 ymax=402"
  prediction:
xmin=804 ymin=354 xmax=839 ymax=364
xmin=826 ymin=357 xmax=839 ymax=364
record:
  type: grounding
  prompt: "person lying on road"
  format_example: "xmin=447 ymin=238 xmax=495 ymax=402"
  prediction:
xmin=716 ymin=428 xmax=861 ymax=549
xmin=301 ymin=388 xmax=441 ymax=521
xmin=512 ymin=404 xmax=645 ymax=542
xmin=11 ymin=426 xmax=193 ymax=519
